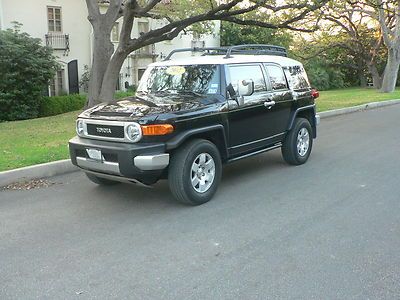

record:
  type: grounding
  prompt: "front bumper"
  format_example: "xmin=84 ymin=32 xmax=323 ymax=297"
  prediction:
xmin=69 ymin=136 xmax=169 ymax=184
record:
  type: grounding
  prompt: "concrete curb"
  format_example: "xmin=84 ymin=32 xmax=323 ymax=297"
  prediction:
xmin=1 ymin=99 xmax=400 ymax=187
xmin=319 ymin=99 xmax=400 ymax=119
xmin=0 ymin=159 xmax=78 ymax=187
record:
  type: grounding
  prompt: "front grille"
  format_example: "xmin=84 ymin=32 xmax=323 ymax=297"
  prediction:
xmin=87 ymin=123 xmax=124 ymax=138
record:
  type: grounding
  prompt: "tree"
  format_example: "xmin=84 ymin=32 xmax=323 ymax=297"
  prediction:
xmin=351 ymin=0 xmax=400 ymax=92
xmin=85 ymin=0 xmax=328 ymax=108
xmin=300 ymin=0 xmax=386 ymax=89
xmin=0 ymin=24 xmax=59 ymax=121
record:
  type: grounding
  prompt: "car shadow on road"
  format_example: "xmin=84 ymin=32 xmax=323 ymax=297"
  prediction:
xmin=86 ymin=149 xmax=287 ymax=209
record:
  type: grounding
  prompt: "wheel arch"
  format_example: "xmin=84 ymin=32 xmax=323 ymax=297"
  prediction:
xmin=165 ymin=125 xmax=229 ymax=162
xmin=288 ymin=105 xmax=317 ymax=138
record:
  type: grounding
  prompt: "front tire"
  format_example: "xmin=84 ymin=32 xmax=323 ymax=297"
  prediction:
xmin=85 ymin=173 xmax=120 ymax=185
xmin=168 ymin=139 xmax=222 ymax=205
xmin=281 ymin=118 xmax=313 ymax=165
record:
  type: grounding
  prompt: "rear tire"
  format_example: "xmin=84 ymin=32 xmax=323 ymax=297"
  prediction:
xmin=85 ymin=173 xmax=120 ymax=185
xmin=281 ymin=118 xmax=313 ymax=165
xmin=168 ymin=139 xmax=222 ymax=205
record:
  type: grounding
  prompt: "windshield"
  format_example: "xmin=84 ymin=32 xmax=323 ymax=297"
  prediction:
xmin=137 ymin=64 xmax=220 ymax=96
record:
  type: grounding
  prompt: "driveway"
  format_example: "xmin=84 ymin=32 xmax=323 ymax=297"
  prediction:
xmin=1 ymin=105 xmax=399 ymax=299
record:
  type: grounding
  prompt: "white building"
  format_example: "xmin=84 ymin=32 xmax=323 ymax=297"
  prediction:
xmin=0 ymin=0 xmax=220 ymax=95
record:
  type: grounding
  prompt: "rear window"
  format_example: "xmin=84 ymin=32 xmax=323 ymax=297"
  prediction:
xmin=285 ymin=65 xmax=310 ymax=90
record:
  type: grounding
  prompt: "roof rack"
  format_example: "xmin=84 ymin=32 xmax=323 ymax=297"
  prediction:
xmin=163 ymin=44 xmax=288 ymax=61
xmin=163 ymin=47 xmax=228 ymax=61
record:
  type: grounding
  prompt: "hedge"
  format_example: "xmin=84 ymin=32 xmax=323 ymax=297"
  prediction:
xmin=39 ymin=94 xmax=86 ymax=117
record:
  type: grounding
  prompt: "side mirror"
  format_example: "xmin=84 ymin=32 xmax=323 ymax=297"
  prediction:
xmin=238 ymin=79 xmax=254 ymax=97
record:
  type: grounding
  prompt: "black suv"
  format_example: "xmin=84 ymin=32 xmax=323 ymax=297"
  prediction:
xmin=69 ymin=45 xmax=320 ymax=205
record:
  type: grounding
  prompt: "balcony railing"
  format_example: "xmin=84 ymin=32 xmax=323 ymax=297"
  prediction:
xmin=45 ymin=33 xmax=70 ymax=51
xmin=134 ymin=44 xmax=156 ymax=57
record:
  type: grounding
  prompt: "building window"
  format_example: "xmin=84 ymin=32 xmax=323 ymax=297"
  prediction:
xmin=138 ymin=21 xmax=149 ymax=35
xmin=47 ymin=7 xmax=62 ymax=32
xmin=112 ymin=22 xmax=119 ymax=42
xmin=50 ymin=70 xmax=65 ymax=96
xmin=138 ymin=69 xmax=146 ymax=82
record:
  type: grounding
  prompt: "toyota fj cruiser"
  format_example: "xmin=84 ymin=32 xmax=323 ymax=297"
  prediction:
xmin=69 ymin=44 xmax=320 ymax=205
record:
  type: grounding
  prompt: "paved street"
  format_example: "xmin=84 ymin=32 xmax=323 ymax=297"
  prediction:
xmin=1 ymin=105 xmax=400 ymax=299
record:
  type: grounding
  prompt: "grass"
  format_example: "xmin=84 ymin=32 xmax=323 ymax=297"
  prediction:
xmin=316 ymin=87 xmax=400 ymax=112
xmin=0 ymin=87 xmax=399 ymax=171
xmin=0 ymin=111 xmax=79 ymax=171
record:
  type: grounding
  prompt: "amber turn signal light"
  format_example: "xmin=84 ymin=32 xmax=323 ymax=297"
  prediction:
xmin=141 ymin=124 xmax=174 ymax=136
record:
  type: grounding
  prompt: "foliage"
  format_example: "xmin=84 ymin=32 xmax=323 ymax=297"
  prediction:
xmin=39 ymin=94 xmax=86 ymax=117
xmin=0 ymin=24 xmax=59 ymax=121
xmin=292 ymin=30 xmax=380 ymax=90
xmin=220 ymin=22 xmax=293 ymax=49
xmin=85 ymin=0 xmax=328 ymax=107
xmin=115 ymin=90 xmax=135 ymax=99
xmin=79 ymin=65 xmax=91 ymax=93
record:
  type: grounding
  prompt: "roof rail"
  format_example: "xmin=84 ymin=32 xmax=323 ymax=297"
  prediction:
xmin=163 ymin=44 xmax=287 ymax=61
xmin=163 ymin=47 xmax=228 ymax=61
xmin=224 ymin=44 xmax=287 ymax=58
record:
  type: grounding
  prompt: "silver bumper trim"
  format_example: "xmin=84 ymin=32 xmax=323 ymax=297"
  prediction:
xmin=76 ymin=157 xmax=120 ymax=175
xmin=134 ymin=154 xmax=170 ymax=171
xmin=315 ymin=114 xmax=321 ymax=126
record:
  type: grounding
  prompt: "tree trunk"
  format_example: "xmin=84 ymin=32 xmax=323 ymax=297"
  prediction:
xmin=368 ymin=64 xmax=382 ymax=89
xmin=86 ymin=24 xmax=114 ymax=108
xmin=380 ymin=48 xmax=400 ymax=93
xmin=97 ymin=48 xmax=128 ymax=103
xmin=359 ymin=72 xmax=367 ymax=88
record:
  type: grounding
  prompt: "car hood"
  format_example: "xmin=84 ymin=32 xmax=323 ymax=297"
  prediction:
xmin=82 ymin=94 xmax=216 ymax=121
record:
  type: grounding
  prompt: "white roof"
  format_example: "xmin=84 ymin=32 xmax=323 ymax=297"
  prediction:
xmin=150 ymin=54 xmax=302 ymax=68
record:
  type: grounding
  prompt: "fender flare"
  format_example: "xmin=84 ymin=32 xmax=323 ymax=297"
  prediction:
xmin=165 ymin=124 xmax=228 ymax=158
xmin=287 ymin=104 xmax=317 ymax=131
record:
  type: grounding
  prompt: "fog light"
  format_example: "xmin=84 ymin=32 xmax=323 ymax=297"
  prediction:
xmin=76 ymin=119 xmax=84 ymax=136
xmin=126 ymin=123 xmax=142 ymax=142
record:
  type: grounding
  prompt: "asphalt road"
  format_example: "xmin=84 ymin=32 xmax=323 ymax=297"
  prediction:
xmin=1 ymin=105 xmax=400 ymax=299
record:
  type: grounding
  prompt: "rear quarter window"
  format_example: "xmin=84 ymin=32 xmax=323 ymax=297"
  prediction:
xmin=285 ymin=65 xmax=311 ymax=91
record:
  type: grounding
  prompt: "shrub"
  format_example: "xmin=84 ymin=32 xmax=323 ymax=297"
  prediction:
xmin=0 ymin=24 xmax=59 ymax=121
xmin=115 ymin=90 xmax=135 ymax=99
xmin=39 ymin=94 xmax=86 ymax=117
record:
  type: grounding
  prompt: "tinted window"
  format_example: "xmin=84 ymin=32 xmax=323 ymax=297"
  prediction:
xmin=228 ymin=65 xmax=266 ymax=93
xmin=286 ymin=65 xmax=310 ymax=90
xmin=266 ymin=65 xmax=288 ymax=90
xmin=138 ymin=64 xmax=220 ymax=95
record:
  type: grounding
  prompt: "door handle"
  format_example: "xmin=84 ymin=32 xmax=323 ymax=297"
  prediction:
xmin=264 ymin=100 xmax=276 ymax=109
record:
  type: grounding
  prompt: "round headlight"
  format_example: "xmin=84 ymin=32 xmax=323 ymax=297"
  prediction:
xmin=126 ymin=123 xmax=142 ymax=142
xmin=76 ymin=119 xmax=84 ymax=135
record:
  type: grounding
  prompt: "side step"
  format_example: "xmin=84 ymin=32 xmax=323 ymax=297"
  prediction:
xmin=227 ymin=143 xmax=282 ymax=163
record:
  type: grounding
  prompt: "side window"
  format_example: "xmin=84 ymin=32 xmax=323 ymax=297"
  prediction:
xmin=265 ymin=65 xmax=288 ymax=91
xmin=228 ymin=64 xmax=266 ymax=94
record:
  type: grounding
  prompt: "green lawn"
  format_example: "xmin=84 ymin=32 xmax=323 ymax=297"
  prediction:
xmin=0 ymin=111 xmax=79 ymax=171
xmin=0 ymin=87 xmax=399 ymax=172
xmin=316 ymin=87 xmax=400 ymax=112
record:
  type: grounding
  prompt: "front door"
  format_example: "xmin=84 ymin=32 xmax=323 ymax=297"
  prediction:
xmin=226 ymin=64 xmax=287 ymax=157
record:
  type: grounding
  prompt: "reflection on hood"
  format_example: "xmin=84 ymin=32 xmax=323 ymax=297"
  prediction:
xmin=87 ymin=94 xmax=217 ymax=118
